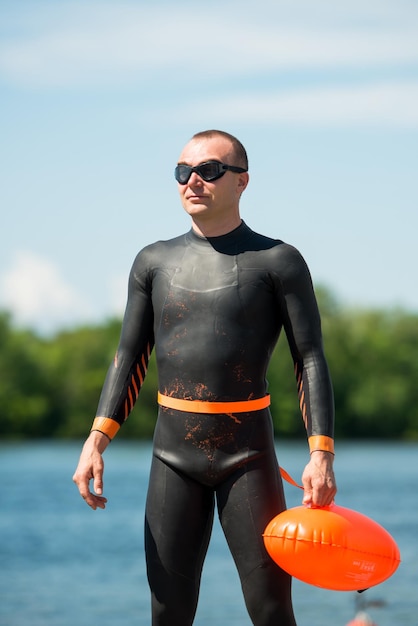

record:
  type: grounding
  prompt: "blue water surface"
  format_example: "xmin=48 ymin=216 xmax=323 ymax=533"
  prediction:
xmin=0 ymin=440 xmax=416 ymax=626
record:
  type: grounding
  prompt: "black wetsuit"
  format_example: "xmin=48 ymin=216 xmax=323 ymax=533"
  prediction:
xmin=95 ymin=222 xmax=334 ymax=626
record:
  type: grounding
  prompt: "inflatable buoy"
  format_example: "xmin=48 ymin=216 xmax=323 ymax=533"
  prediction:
xmin=263 ymin=504 xmax=400 ymax=591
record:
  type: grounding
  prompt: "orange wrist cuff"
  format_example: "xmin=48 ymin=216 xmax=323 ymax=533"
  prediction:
xmin=308 ymin=435 xmax=335 ymax=455
xmin=91 ymin=417 xmax=120 ymax=440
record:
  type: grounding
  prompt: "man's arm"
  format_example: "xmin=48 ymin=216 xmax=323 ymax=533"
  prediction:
xmin=278 ymin=245 xmax=337 ymax=506
xmin=73 ymin=249 xmax=155 ymax=507
xmin=92 ymin=254 xmax=155 ymax=439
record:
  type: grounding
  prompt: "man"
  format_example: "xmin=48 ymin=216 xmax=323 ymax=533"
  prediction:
xmin=73 ymin=130 xmax=337 ymax=626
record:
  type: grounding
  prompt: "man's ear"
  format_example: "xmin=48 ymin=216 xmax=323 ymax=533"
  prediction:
xmin=237 ymin=172 xmax=249 ymax=193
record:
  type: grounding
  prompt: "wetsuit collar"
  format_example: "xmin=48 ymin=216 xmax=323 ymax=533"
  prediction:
xmin=188 ymin=221 xmax=253 ymax=252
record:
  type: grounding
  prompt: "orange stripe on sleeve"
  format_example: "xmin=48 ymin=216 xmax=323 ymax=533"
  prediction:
xmin=131 ymin=375 xmax=139 ymax=398
xmin=136 ymin=363 xmax=144 ymax=385
xmin=128 ymin=387 xmax=134 ymax=409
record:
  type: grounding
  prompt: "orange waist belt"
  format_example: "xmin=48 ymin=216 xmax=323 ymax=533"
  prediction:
xmin=157 ymin=392 xmax=271 ymax=414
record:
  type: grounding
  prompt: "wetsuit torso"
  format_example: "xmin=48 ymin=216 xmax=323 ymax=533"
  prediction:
xmin=97 ymin=221 xmax=333 ymax=435
xmin=94 ymin=221 xmax=334 ymax=626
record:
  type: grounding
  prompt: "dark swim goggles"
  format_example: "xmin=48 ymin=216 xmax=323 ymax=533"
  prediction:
xmin=174 ymin=160 xmax=247 ymax=184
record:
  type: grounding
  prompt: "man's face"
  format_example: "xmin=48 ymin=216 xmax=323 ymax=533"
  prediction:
xmin=176 ymin=136 xmax=248 ymax=225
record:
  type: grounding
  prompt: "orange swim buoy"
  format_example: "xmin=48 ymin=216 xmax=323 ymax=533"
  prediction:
xmin=263 ymin=504 xmax=400 ymax=591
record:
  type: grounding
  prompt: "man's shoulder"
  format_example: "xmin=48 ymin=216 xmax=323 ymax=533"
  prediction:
xmin=244 ymin=227 xmax=311 ymax=285
xmin=130 ymin=232 xmax=188 ymax=271
xmin=139 ymin=231 xmax=188 ymax=254
xmin=245 ymin=226 xmax=303 ymax=262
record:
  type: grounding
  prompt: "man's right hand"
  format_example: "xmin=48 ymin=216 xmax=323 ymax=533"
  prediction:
xmin=72 ymin=430 xmax=110 ymax=510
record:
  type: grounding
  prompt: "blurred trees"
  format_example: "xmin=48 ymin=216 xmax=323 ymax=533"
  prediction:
xmin=268 ymin=289 xmax=418 ymax=440
xmin=0 ymin=289 xmax=417 ymax=441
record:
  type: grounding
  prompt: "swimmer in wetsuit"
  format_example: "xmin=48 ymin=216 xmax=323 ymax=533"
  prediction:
xmin=73 ymin=130 xmax=337 ymax=626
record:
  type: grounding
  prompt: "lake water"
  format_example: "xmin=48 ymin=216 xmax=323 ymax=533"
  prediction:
xmin=0 ymin=441 xmax=416 ymax=626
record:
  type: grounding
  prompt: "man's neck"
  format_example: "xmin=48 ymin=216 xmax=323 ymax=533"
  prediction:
xmin=191 ymin=216 xmax=242 ymax=238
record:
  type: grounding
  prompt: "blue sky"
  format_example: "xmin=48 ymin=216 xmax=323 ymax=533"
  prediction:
xmin=1 ymin=0 xmax=417 ymax=334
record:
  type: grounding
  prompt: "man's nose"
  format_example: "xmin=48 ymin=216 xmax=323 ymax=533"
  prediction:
xmin=188 ymin=171 xmax=204 ymax=185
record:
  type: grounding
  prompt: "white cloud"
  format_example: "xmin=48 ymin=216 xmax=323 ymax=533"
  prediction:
xmin=0 ymin=2 xmax=417 ymax=87
xmin=0 ymin=250 xmax=92 ymax=333
xmin=167 ymin=80 xmax=418 ymax=128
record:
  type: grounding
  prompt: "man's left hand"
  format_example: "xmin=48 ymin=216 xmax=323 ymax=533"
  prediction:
xmin=301 ymin=450 xmax=337 ymax=507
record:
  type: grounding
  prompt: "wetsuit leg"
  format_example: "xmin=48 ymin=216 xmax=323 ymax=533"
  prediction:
xmin=217 ymin=454 xmax=297 ymax=626
xmin=145 ymin=455 xmax=215 ymax=626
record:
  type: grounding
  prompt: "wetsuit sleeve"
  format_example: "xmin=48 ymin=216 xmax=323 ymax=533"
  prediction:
xmin=276 ymin=246 xmax=335 ymax=453
xmin=91 ymin=250 xmax=155 ymax=440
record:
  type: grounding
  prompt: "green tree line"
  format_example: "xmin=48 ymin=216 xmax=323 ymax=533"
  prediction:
xmin=1 ymin=289 xmax=417 ymax=440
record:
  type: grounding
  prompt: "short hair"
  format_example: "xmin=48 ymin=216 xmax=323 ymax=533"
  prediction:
xmin=190 ymin=130 xmax=248 ymax=170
